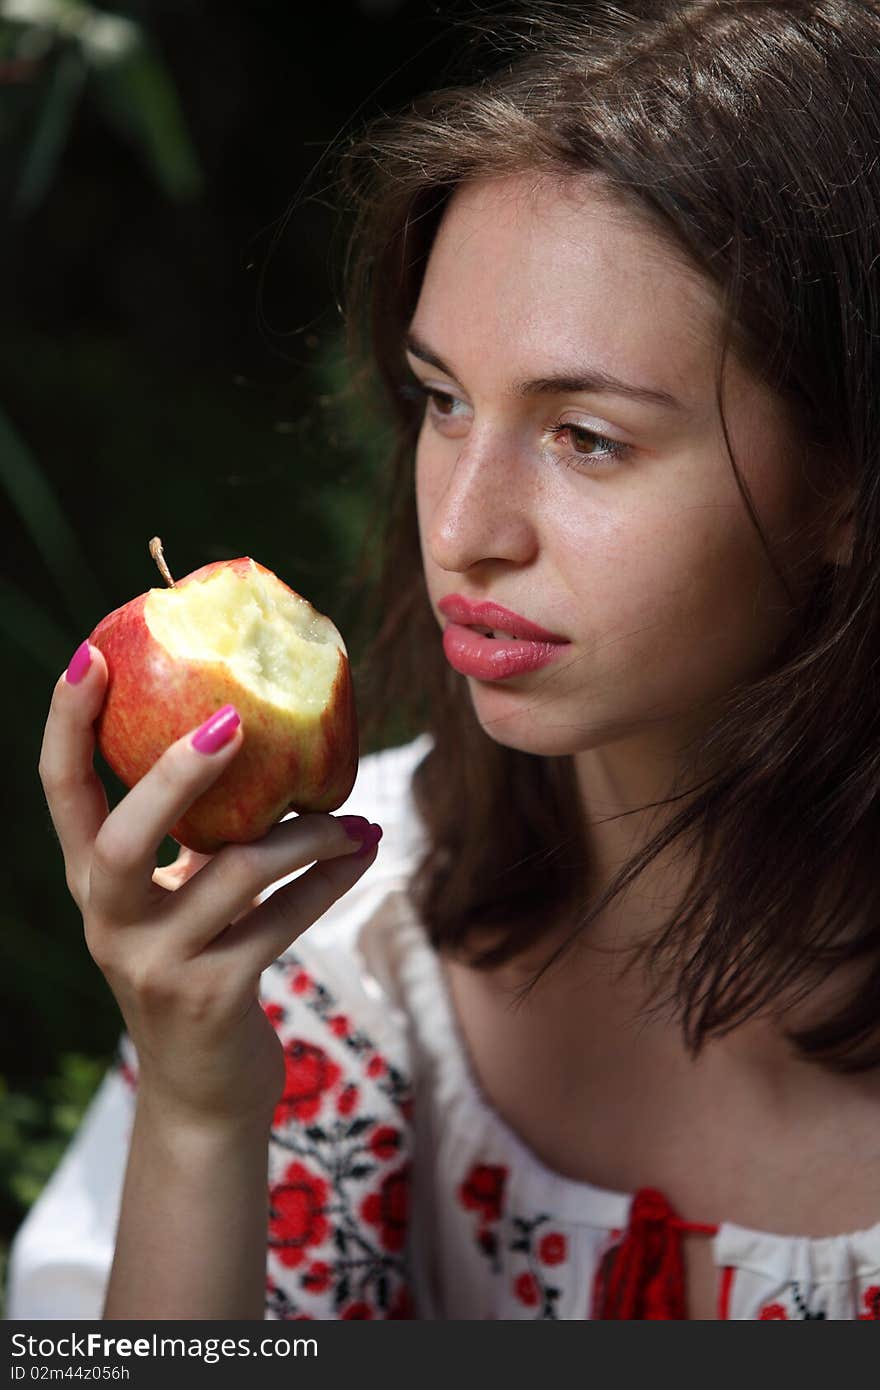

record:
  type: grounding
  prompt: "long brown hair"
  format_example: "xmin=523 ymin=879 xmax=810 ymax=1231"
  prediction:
xmin=326 ymin=0 xmax=880 ymax=1071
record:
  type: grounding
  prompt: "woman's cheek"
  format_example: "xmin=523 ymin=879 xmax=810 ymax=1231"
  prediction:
xmin=582 ymin=510 xmax=744 ymax=679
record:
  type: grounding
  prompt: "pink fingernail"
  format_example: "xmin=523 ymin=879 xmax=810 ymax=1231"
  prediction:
xmin=65 ymin=640 xmax=92 ymax=685
xmin=338 ymin=815 xmax=372 ymax=845
xmin=191 ymin=705 xmax=240 ymax=754
xmin=354 ymin=823 xmax=383 ymax=857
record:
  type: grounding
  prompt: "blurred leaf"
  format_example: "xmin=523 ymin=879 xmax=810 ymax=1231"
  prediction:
xmin=12 ymin=42 xmax=86 ymax=217
xmin=92 ymin=42 xmax=203 ymax=202
xmin=0 ymin=1053 xmax=107 ymax=1212
xmin=0 ymin=405 xmax=105 ymax=631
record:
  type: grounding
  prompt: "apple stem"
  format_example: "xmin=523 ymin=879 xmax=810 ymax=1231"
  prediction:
xmin=149 ymin=536 xmax=176 ymax=588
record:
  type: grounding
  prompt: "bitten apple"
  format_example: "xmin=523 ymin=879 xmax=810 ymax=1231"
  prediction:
xmin=88 ymin=539 xmax=359 ymax=853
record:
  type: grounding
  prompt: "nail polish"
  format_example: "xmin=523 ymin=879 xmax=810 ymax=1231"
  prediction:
xmin=65 ymin=641 xmax=92 ymax=685
xmin=191 ymin=705 xmax=241 ymax=754
xmin=353 ymin=823 xmax=383 ymax=857
xmin=338 ymin=815 xmax=373 ymax=844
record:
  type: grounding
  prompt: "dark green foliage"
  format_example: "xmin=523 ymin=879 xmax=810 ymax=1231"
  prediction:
xmin=0 ymin=0 xmax=447 ymax=1295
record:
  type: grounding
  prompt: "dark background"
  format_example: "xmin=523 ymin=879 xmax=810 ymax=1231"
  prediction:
xmin=0 ymin=0 xmax=470 ymax=1281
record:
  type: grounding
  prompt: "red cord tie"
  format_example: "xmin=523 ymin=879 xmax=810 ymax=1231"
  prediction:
xmin=591 ymin=1186 xmax=717 ymax=1320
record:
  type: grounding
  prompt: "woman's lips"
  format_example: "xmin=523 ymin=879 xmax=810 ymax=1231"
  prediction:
xmin=437 ymin=594 xmax=568 ymax=643
xmin=441 ymin=622 xmax=570 ymax=680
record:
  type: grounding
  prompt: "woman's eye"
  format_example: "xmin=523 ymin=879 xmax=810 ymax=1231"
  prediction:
xmin=397 ymin=377 xmax=632 ymax=470
xmin=551 ymin=423 xmax=632 ymax=467
xmin=427 ymin=390 xmax=456 ymax=415
xmin=411 ymin=384 xmax=462 ymax=417
xmin=398 ymin=379 xmax=465 ymax=418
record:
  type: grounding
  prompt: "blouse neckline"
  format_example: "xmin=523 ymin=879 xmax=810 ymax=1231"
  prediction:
xmin=388 ymin=885 xmax=880 ymax=1262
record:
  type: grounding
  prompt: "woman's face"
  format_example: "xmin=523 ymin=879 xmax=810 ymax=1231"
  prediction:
xmin=409 ymin=172 xmax=834 ymax=773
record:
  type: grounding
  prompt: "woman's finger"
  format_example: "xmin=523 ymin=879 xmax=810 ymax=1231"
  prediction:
xmin=151 ymin=845 xmax=214 ymax=893
xmin=195 ymin=833 xmax=381 ymax=981
xmin=160 ymin=813 xmax=379 ymax=956
xmin=38 ymin=643 xmax=111 ymax=908
xmin=151 ymin=846 xmax=260 ymax=924
xmin=87 ymin=706 xmax=244 ymax=924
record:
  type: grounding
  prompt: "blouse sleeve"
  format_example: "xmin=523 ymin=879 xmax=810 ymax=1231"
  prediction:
xmin=5 ymin=733 xmax=433 ymax=1322
xmin=4 ymin=1036 xmax=138 ymax=1321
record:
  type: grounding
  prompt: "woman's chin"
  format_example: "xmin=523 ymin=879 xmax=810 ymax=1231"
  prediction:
xmin=469 ymin=703 xmax=592 ymax=759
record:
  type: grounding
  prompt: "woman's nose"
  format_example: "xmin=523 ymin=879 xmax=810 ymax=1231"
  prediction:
xmin=420 ymin=429 xmax=540 ymax=573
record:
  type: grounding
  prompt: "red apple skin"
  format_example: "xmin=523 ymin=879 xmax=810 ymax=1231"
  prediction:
xmin=88 ymin=557 xmax=359 ymax=854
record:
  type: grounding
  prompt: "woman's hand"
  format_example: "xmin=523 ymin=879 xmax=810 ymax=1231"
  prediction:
xmin=39 ymin=642 xmax=381 ymax=1133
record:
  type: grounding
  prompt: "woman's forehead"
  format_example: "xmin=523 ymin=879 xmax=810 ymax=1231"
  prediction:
xmin=416 ymin=173 xmax=725 ymax=408
xmin=431 ymin=173 xmax=717 ymax=306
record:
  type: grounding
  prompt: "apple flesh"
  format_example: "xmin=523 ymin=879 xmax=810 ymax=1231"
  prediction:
xmin=88 ymin=556 xmax=359 ymax=853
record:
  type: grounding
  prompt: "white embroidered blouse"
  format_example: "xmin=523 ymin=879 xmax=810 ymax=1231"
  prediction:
xmin=6 ymin=733 xmax=880 ymax=1321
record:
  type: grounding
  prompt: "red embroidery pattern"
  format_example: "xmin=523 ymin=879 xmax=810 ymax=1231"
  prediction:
xmin=508 ymin=1215 xmax=568 ymax=1318
xmin=361 ymin=1163 xmax=411 ymax=1252
xmin=459 ymin=1163 xmax=507 ymax=1223
xmin=262 ymin=955 xmax=416 ymax=1320
xmin=757 ymin=1282 xmax=827 ymax=1320
xmin=273 ymin=956 xmax=412 ymax=1113
xmin=457 ymin=1162 xmax=570 ymax=1318
xmin=858 ymin=1285 xmax=880 ymax=1320
xmin=458 ymin=1164 xmax=508 ymax=1274
xmin=269 ymin=1161 xmax=329 ymax=1267
xmin=759 ymin=1302 xmax=789 ymax=1320
xmin=539 ymin=1232 xmax=568 ymax=1266
xmin=515 ymin=1271 xmax=540 ymax=1307
xmin=277 ymin=1041 xmax=342 ymax=1124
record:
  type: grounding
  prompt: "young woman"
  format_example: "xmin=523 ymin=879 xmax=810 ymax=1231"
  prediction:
xmin=8 ymin=0 xmax=880 ymax=1321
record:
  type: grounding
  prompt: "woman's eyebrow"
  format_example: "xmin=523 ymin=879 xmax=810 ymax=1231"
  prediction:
xmin=404 ymin=330 xmax=688 ymax=413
